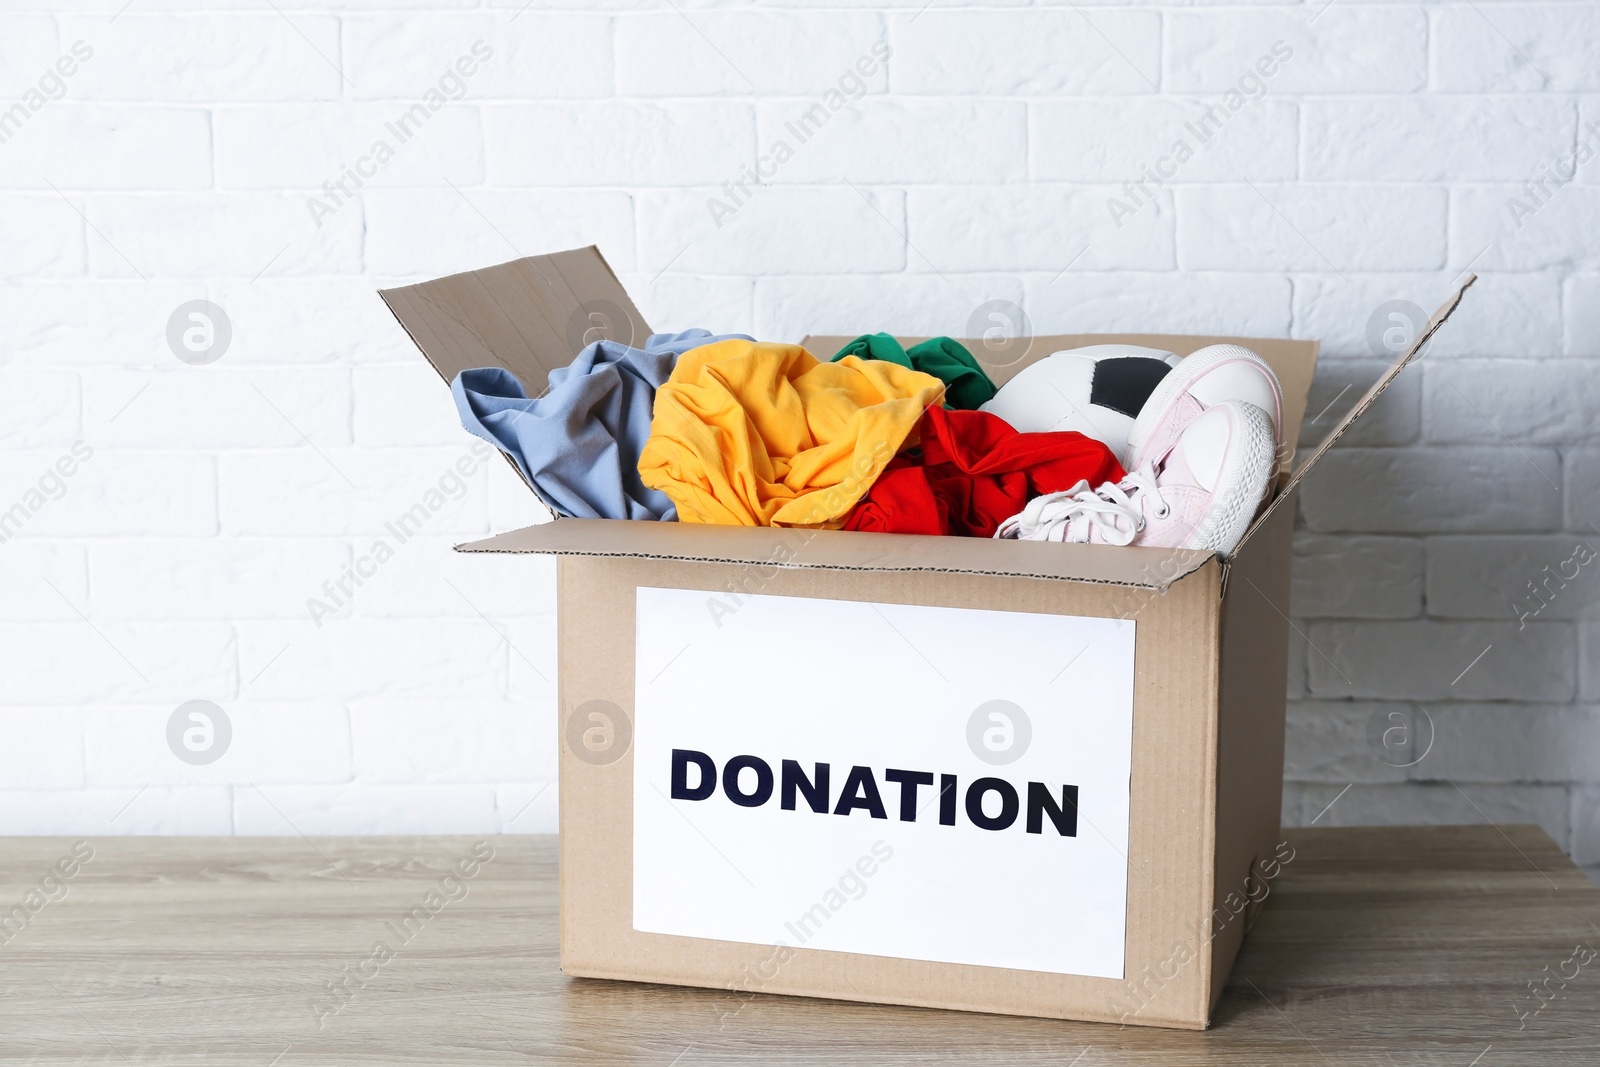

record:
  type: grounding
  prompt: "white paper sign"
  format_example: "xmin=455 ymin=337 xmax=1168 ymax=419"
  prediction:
xmin=633 ymin=586 xmax=1136 ymax=979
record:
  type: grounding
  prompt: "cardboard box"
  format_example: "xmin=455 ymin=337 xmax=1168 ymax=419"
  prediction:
xmin=381 ymin=248 xmax=1473 ymax=1029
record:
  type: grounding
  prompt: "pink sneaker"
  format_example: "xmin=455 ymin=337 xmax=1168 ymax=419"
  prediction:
xmin=994 ymin=400 xmax=1276 ymax=557
xmin=1124 ymin=344 xmax=1283 ymax=475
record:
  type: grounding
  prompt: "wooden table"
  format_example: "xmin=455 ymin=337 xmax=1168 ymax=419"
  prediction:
xmin=2 ymin=826 xmax=1597 ymax=1065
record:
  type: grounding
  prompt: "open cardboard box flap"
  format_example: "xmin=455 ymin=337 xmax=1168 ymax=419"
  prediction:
xmin=1231 ymin=272 xmax=1477 ymax=551
xmin=381 ymin=246 xmax=1474 ymax=590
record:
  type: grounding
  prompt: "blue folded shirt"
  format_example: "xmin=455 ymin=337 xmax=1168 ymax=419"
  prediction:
xmin=451 ymin=329 xmax=753 ymax=521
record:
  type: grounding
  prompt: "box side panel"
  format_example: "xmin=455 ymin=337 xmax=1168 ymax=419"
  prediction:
xmin=557 ymin=557 xmax=1222 ymax=1028
xmin=1207 ymin=491 xmax=1296 ymax=1011
xmin=557 ymin=555 xmax=635 ymax=974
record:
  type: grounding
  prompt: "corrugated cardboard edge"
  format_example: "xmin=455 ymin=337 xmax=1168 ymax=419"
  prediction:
xmin=1232 ymin=274 xmax=1477 ymax=554
xmin=456 ymin=518 xmax=1217 ymax=591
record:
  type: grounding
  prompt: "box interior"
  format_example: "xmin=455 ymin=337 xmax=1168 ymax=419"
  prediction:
xmin=380 ymin=247 xmax=1474 ymax=584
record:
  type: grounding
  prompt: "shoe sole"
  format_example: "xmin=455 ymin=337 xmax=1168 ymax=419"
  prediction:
xmin=1183 ymin=401 xmax=1277 ymax=558
xmin=1126 ymin=344 xmax=1284 ymax=473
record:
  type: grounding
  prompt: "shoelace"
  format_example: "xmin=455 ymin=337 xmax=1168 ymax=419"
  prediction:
xmin=995 ymin=468 xmax=1172 ymax=545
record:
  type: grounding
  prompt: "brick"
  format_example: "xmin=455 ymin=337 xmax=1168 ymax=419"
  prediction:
xmin=890 ymin=9 xmax=1160 ymax=95
xmin=343 ymin=534 xmax=555 ymax=621
xmin=85 ymin=194 xmax=363 ymax=278
xmin=1568 ymin=451 xmax=1600 ymax=531
xmin=1452 ymin=186 xmax=1600 ymax=272
xmin=1283 ymin=700 xmax=1416 ymax=784
xmin=1427 ymin=361 xmax=1600 ymax=445
xmin=350 ymin=699 xmax=552 ymax=782
xmin=1435 ymin=5 xmax=1600 ymax=92
xmin=88 ymin=538 xmax=351 ymax=621
xmin=237 ymin=619 xmax=506 ymax=702
xmin=1177 ymin=185 xmax=1446 ymax=272
xmin=0 ymin=16 xmax=56 ymax=101
xmin=618 ymin=272 xmax=754 ymax=339
xmin=1165 ymin=8 xmax=1426 ymax=94
xmin=758 ymin=100 xmax=1026 ymax=184
xmin=618 ymin=11 xmax=887 ymax=96
xmin=1299 ymin=447 xmax=1562 ymax=533
xmin=1306 ymin=619 xmax=1575 ymax=702
xmin=1586 ymin=623 xmax=1600 ymax=701
xmin=507 ymin=618 xmax=559 ymax=703
xmin=0 ymin=621 xmax=237 ymax=705
xmin=908 ymin=186 xmax=1174 ymax=273
xmin=1575 ymin=788 xmax=1600 ymax=865
xmin=1022 ymin=272 xmax=1292 ymax=338
xmin=487 ymin=465 xmax=556 ymax=532
xmin=207 ymin=278 xmax=421 ymax=366
xmin=82 ymin=703 xmax=352 ymax=786
xmin=343 ymin=14 xmax=610 ymax=101
xmin=0 ymin=106 xmax=211 ymax=190
xmin=1286 ymin=783 xmax=1569 ymax=849
xmin=0 ymin=451 xmax=216 ymax=539
xmin=0 ymin=281 xmax=197 ymax=367
xmin=0 ymin=368 xmax=79 ymax=447
xmin=362 ymin=189 xmax=635 ymax=278
xmin=1031 ymin=99 xmax=1298 ymax=184
xmin=1292 ymin=534 xmax=1423 ymax=619
xmin=1427 ymin=536 xmax=1600 ymax=623
xmin=61 ymin=14 xmax=342 ymax=101
xmin=1286 ymin=626 xmax=1307 ymax=700
xmin=0 ymin=543 xmax=87 ymax=621
xmin=1297 ymin=359 xmax=1421 ymax=449
xmin=0 ymin=709 xmax=83 ymax=789
xmin=1566 ymin=275 xmax=1600 ymax=357
xmin=1279 ymin=782 xmax=1309 ymax=825
xmin=213 ymin=103 xmax=483 ymax=191
xmin=232 ymin=783 xmax=498 ymax=835
xmin=353 ymin=365 xmax=470 ymax=448
xmin=0 ymin=787 xmax=232 ymax=835
xmin=637 ymin=187 xmax=905 ymax=275
xmin=1414 ymin=704 xmax=1600 ymax=783
xmin=1304 ymin=99 xmax=1575 ymax=182
xmin=485 ymin=102 xmax=754 ymax=186
xmin=218 ymin=446 xmax=494 ymax=537
xmin=1293 ymin=272 xmax=1562 ymax=360
xmin=84 ymin=367 xmax=351 ymax=450
xmin=452 ymin=549 xmax=555 ymax=621
xmin=1 ymin=195 xmax=85 ymax=278
xmin=752 ymin=273 xmax=1024 ymax=343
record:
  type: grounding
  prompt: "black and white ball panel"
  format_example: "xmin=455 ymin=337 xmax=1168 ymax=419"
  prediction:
xmin=980 ymin=344 xmax=1181 ymax=462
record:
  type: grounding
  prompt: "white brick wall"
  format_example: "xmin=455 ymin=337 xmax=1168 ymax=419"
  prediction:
xmin=1 ymin=1 xmax=1597 ymax=883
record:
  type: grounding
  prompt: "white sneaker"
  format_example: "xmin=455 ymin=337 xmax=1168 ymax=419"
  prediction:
xmin=994 ymin=400 xmax=1276 ymax=557
xmin=1124 ymin=344 xmax=1283 ymax=476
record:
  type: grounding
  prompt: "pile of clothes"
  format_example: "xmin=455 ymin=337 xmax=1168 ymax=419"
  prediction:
xmin=452 ymin=328 xmax=1285 ymax=557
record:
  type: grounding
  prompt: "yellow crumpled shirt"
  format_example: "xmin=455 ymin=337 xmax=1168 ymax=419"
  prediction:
xmin=638 ymin=339 xmax=944 ymax=527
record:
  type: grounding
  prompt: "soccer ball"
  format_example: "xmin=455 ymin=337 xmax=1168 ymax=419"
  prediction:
xmin=981 ymin=345 xmax=1182 ymax=466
